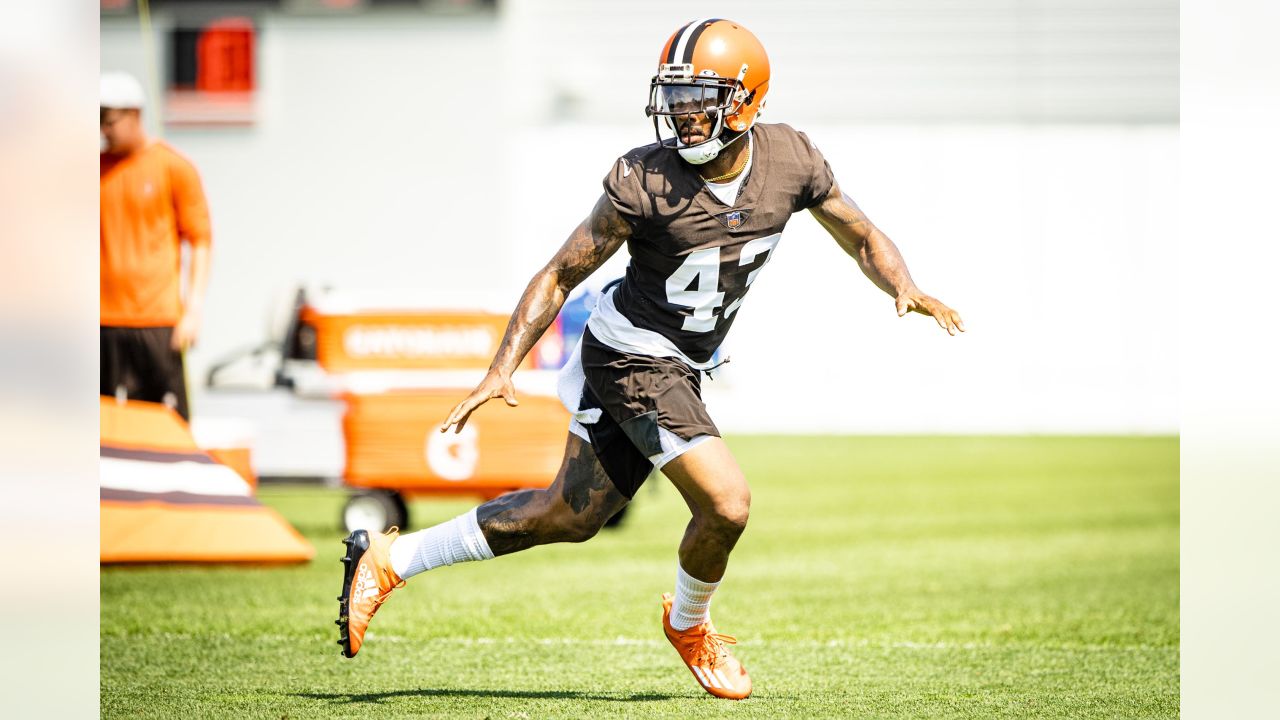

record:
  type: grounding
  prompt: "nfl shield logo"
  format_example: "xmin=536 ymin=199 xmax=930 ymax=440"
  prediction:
xmin=715 ymin=208 xmax=751 ymax=230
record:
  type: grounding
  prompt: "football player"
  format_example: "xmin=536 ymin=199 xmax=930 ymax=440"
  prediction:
xmin=337 ymin=19 xmax=963 ymax=700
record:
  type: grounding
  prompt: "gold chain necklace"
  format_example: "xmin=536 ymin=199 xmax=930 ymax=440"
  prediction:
xmin=703 ymin=141 xmax=751 ymax=184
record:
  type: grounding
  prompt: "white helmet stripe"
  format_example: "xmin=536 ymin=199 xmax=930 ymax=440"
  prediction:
xmin=673 ymin=18 xmax=714 ymax=66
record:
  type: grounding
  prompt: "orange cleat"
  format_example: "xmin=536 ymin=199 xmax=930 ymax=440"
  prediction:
xmin=660 ymin=592 xmax=752 ymax=700
xmin=336 ymin=528 xmax=404 ymax=658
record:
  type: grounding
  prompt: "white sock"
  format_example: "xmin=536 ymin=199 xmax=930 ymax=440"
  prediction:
xmin=388 ymin=508 xmax=495 ymax=580
xmin=670 ymin=564 xmax=719 ymax=631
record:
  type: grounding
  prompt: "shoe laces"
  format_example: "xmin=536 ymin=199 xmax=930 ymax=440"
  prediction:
xmin=691 ymin=627 xmax=738 ymax=668
xmin=363 ymin=527 xmax=405 ymax=607
xmin=371 ymin=578 xmax=405 ymax=607
xmin=377 ymin=527 xmax=406 ymax=604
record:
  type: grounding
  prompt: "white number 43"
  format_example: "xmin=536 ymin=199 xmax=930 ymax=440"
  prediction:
xmin=664 ymin=233 xmax=781 ymax=332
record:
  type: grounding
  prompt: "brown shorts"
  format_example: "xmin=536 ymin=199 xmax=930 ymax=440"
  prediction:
xmin=574 ymin=329 xmax=719 ymax=498
xmin=100 ymin=326 xmax=190 ymax=421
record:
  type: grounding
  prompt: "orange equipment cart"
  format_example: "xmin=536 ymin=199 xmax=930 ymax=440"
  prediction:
xmin=300 ymin=297 xmax=575 ymax=532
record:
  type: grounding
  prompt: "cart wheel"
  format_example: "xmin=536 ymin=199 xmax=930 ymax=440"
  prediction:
xmin=390 ymin=491 xmax=410 ymax=530
xmin=604 ymin=503 xmax=629 ymax=529
xmin=342 ymin=490 xmax=408 ymax=533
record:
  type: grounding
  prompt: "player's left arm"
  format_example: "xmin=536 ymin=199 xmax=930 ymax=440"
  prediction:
xmin=170 ymin=154 xmax=214 ymax=351
xmin=809 ymin=181 xmax=965 ymax=336
xmin=172 ymin=245 xmax=211 ymax=350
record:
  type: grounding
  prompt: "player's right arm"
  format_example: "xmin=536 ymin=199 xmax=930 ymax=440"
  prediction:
xmin=440 ymin=194 xmax=631 ymax=433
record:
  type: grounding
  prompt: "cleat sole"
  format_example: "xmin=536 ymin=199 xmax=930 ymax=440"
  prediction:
xmin=335 ymin=530 xmax=371 ymax=659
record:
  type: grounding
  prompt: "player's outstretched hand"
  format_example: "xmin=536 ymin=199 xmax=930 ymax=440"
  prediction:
xmin=440 ymin=371 xmax=519 ymax=433
xmin=896 ymin=292 xmax=966 ymax=336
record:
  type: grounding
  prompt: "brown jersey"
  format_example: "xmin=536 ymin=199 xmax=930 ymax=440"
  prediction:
xmin=589 ymin=123 xmax=834 ymax=366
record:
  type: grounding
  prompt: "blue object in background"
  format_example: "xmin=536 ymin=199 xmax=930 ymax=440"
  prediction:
xmin=532 ymin=285 xmax=604 ymax=370
xmin=559 ymin=286 xmax=599 ymax=355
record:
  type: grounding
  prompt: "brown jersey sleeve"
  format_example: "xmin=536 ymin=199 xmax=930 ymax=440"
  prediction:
xmin=794 ymin=129 xmax=836 ymax=210
xmin=602 ymin=154 xmax=647 ymax=232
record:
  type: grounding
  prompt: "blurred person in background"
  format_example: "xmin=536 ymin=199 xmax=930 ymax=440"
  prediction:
xmin=99 ymin=71 xmax=211 ymax=421
xmin=337 ymin=19 xmax=962 ymax=699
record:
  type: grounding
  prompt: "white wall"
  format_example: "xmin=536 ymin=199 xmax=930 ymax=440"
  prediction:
xmin=102 ymin=12 xmax=515 ymax=382
xmin=710 ymin=125 xmax=1178 ymax=434
xmin=507 ymin=0 xmax=1178 ymax=124
xmin=102 ymin=5 xmax=1177 ymax=436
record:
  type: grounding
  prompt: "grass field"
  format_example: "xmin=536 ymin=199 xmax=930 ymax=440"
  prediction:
xmin=101 ymin=436 xmax=1178 ymax=719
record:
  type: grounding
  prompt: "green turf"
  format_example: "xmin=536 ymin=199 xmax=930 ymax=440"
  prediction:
xmin=101 ymin=436 xmax=1178 ymax=719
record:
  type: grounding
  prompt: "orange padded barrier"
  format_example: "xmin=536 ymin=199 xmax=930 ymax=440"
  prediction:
xmin=100 ymin=398 xmax=312 ymax=564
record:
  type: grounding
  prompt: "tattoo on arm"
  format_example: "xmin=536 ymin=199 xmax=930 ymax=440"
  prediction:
xmin=811 ymin=182 xmax=919 ymax=299
xmin=488 ymin=195 xmax=630 ymax=376
xmin=557 ymin=195 xmax=632 ymax=291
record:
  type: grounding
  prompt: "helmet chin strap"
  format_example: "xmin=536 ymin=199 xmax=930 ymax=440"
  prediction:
xmin=676 ymin=123 xmax=749 ymax=165
xmin=676 ymin=137 xmax=725 ymax=165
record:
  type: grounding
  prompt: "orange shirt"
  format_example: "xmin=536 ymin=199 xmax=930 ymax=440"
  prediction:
xmin=100 ymin=141 xmax=211 ymax=327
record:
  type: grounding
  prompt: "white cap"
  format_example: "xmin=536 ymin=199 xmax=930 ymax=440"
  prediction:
xmin=100 ymin=72 xmax=145 ymax=109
